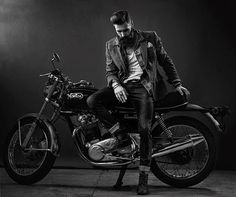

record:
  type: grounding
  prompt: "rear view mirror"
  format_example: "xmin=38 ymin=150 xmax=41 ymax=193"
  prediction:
xmin=51 ymin=52 xmax=62 ymax=69
xmin=52 ymin=52 xmax=61 ymax=63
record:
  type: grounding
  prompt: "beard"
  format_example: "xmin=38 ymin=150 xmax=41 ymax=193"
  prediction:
xmin=119 ymin=29 xmax=137 ymax=49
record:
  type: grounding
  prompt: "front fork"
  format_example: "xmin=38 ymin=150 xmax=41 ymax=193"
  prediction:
xmin=20 ymin=79 xmax=59 ymax=149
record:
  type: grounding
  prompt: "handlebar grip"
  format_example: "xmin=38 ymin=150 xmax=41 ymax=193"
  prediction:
xmin=39 ymin=73 xmax=50 ymax=77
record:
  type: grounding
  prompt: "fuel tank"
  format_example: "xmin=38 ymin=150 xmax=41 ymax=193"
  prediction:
xmin=63 ymin=81 xmax=98 ymax=111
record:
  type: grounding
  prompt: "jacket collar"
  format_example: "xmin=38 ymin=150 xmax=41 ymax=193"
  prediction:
xmin=109 ymin=30 xmax=147 ymax=72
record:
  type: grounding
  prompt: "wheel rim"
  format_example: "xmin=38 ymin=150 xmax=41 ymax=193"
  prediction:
xmin=154 ymin=124 xmax=209 ymax=179
xmin=8 ymin=123 xmax=49 ymax=176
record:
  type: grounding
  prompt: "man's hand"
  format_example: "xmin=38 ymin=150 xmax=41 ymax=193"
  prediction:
xmin=175 ymin=85 xmax=190 ymax=99
xmin=114 ymin=85 xmax=128 ymax=103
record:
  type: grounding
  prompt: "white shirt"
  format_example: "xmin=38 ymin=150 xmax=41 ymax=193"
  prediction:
xmin=123 ymin=48 xmax=143 ymax=83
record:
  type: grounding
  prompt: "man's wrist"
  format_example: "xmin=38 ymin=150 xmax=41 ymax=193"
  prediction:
xmin=112 ymin=81 xmax=121 ymax=89
xmin=175 ymin=84 xmax=182 ymax=88
xmin=172 ymin=81 xmax=182 ymax=88
xmin=113 ymin=84 xmax=120 ymax=89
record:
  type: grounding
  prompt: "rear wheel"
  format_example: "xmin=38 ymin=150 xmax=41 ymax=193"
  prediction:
xmin=3 ymin=117 xmax=56 ymax=184
xmin=151 ymin=117 xmax=216 ymax=187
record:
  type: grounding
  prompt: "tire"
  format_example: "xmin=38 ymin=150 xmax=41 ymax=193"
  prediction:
xmin=151 ymin=117 xmax=216 ymax=188
xmin=3 ymin=116 xmax=56 ymax=185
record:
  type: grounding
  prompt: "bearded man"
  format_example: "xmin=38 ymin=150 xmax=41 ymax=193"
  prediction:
xmin=87 ymin=10 xmax=190 ymax=195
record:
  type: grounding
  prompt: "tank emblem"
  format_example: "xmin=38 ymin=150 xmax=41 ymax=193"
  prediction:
xmin=68 ymin=93 xmax=84 ymax=99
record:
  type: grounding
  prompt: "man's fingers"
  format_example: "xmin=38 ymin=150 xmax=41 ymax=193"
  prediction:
xmin=181 ymin=88 xmax=190 ymax=99
xmin=182 ymin=88 xmax=189 ymax=95
xmin=122 ymin=91 xmax=127 ymax=100
xmin=115 ymin=92 xmax=124 ymax=103
xmin=115 ymin=93 xmax=121 ymax=102
xmin=185 ymin=89 xmax=190 ymax=98
xmin=114 ymin=86 xmax=129 ymax=103
xmin=177 ymin=88 xmax=184 ymax=95
xmin=124 ymin=89 xmax=129 ymax=96
xmin=120 ymin=93 xmax=126 ymax=103
xmin=176 ymin=86 xmax=190 ymax=99
xmin=114 ymin=86 xmax=128 ymax=103
xmin=121 ymin=97 xmax=125 ymax=103
xmin=116 ymin=92 xmax=127 ymax=103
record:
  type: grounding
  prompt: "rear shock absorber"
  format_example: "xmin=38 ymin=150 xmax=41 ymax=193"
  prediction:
xmin=154 ymin=113 xmax=173 ymax=143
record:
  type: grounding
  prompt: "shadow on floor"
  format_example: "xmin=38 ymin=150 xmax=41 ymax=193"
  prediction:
xmin=2 ymin=182 xmax=217 ymax=196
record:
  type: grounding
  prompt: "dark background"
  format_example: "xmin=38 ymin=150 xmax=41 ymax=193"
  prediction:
xmin=0 ymin=0 xmax=235 ymax=169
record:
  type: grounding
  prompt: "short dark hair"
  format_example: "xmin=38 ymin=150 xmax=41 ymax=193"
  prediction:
xmin=110 ymin=10 xmax=132 ymax=25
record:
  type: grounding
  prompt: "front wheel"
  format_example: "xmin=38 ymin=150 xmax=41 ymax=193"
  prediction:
xmin=3 ymin=117 xmax=56 ymax=184
xmin=151 ymin=117 xmax=217 ymax=188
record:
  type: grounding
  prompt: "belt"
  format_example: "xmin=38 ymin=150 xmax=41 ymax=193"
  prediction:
xmin=126 ymin=79 xmax=141 ymax=83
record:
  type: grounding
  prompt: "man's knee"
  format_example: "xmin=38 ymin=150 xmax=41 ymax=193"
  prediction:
xmin=87 ymin=87 xmax=114 ymax=110
xmin=86 ymin=94 xmax=98 ymax=109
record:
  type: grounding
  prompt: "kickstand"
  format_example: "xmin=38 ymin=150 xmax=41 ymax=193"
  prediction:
xmin=113 ymin=165 xmax=128 ymax=189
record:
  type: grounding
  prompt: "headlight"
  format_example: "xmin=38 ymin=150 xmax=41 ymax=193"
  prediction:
xmin=43 ymin=85 xmax=60 ymax=99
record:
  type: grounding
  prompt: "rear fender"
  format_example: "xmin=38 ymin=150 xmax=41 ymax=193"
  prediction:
xmin=159 ymin=104 xmax=222 ymax=163
xmin=161 ymin=104 xmax=222 ymax=134
xmin=18 ymin=113 xmax=60 ymax=157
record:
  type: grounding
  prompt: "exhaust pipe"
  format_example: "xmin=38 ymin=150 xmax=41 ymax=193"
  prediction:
xmin=152 ymin=134 xmax=205 ymax=158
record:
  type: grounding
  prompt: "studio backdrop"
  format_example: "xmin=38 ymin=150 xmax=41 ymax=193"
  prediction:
xmin=0 ymin=0 xmax=235 ymax=169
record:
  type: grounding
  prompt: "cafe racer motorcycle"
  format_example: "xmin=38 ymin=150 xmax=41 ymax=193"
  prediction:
xmin=3 ymin=53 xmax=229 ymax=188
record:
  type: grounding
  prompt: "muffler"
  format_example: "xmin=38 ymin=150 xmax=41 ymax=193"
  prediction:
xmin=152 ymin=134 xmax=205 ymax=158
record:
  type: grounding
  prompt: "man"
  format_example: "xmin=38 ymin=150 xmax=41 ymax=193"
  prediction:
xmin=87 ymin=10 xmax=190 ymax=195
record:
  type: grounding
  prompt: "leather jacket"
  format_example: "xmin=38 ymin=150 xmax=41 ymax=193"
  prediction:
xmin=105 ymin=30 xmax=181 ymax=101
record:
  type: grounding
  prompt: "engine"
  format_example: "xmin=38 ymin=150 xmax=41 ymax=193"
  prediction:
xmin=88 ymin=138 xmax=117 ymax=161
xmin=72 ymin=113 xmax=102 ymax=143
xmin=72 ymin=113 xmax=137 ymax=161
xmin=87 ymin=137 xmax=136 ymax=161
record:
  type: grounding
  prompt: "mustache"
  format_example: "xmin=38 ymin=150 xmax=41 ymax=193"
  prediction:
xmin=119 ymin=29 xmax=133 ymax=39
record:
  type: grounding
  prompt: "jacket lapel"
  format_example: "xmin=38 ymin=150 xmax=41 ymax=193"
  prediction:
xmin=140 ymin=40 xmax=147 ymax=69
xmin=109 ymin=33 xmax=147 ymax=72
xmin=110 ymin=37 xmax=127 ymax=72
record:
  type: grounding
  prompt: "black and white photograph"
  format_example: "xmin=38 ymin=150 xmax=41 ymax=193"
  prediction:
xmin=0 ymin=0 xmax=235 ymax=196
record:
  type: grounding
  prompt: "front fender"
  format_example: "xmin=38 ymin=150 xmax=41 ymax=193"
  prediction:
xmin=19 ymin=113 xmax=60 ymax=157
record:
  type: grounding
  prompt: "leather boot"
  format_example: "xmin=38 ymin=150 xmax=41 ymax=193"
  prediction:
xmin=137 ymin=171 xmax=149 ymax=195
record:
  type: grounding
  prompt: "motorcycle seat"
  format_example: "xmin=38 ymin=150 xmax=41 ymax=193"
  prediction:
xmin=114 ymin=91 xmax=188 ymax=113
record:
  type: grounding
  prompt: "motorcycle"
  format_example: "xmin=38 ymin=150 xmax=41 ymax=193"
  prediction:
xmin=3 ymin=52 xmax=229 ymax=188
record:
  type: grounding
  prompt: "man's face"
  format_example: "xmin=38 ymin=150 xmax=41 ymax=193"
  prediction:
xmin=114 ymin=22 xmax=132 ymax=38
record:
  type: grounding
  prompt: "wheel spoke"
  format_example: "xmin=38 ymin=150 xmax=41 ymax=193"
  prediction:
xmin=154 ymin=124 xmax=209 ymax=179
xmin=8 ymin=123 xmax=49 ymax=176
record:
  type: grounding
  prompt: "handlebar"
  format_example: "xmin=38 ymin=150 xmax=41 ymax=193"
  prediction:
xmin=40 ymin=52 xmax=94 ymax=87
xmin=40 ymin=69 xmax=69 ymax=85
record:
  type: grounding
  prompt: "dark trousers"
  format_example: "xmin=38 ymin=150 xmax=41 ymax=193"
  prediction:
xmin=87 ymin=81 xmax=153 ymax=167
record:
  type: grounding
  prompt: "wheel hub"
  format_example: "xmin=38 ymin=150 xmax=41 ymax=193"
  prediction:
xmin=170 ymin=147 xmax=194 ymax=165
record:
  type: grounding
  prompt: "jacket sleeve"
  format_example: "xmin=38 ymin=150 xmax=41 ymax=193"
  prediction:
xmin=105 ymin=42 xmax=119 ymax=87
xmin=153 ymin=32 xmax=181 ymax=87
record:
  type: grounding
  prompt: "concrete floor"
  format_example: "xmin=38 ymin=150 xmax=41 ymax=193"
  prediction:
xmin=1 ymin=168 xmax=236 ymax=197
